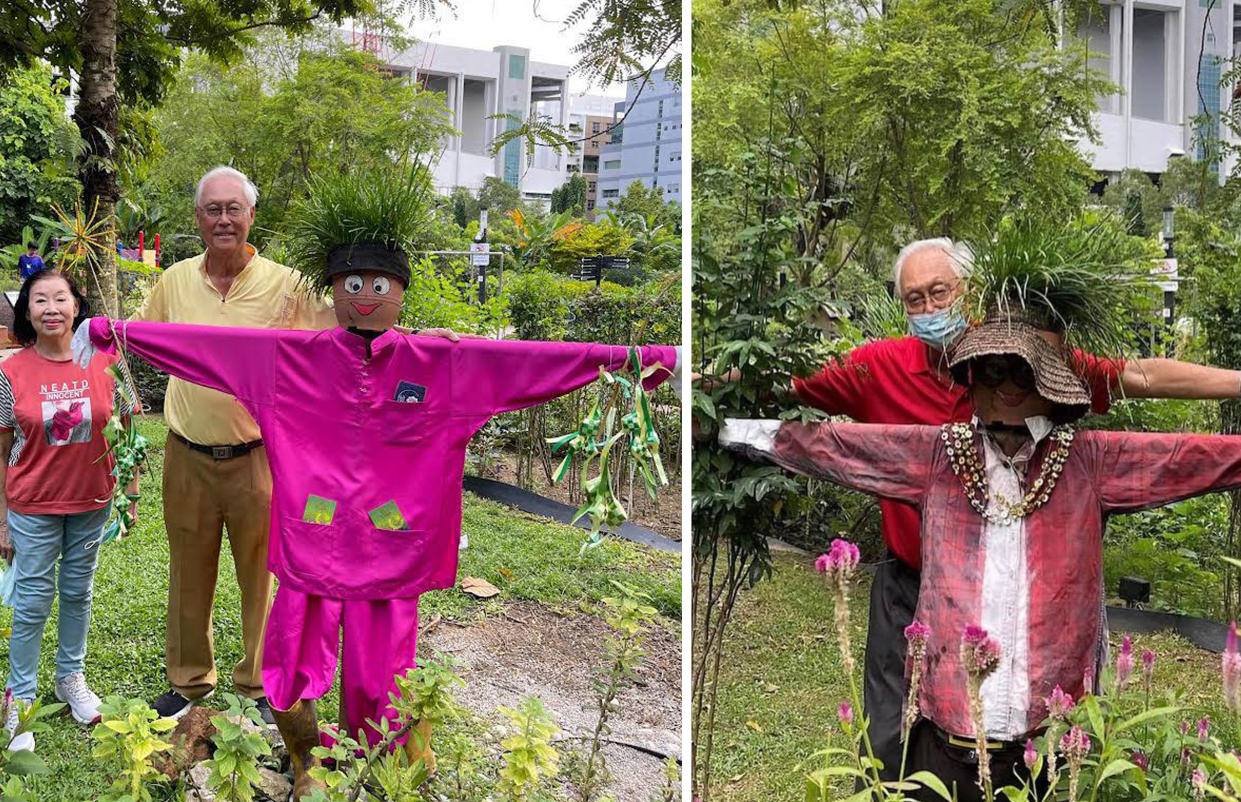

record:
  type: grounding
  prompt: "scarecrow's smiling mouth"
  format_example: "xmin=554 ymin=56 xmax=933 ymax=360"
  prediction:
xmin=352 ymin=302 xmax=378 ymax=316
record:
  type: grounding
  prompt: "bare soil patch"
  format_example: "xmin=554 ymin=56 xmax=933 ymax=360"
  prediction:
xmin=422 ymin=600 xmax=681 ymax=801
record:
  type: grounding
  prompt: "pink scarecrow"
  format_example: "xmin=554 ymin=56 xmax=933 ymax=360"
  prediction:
xmin=73 ymin=168 xmax=679 ymax=799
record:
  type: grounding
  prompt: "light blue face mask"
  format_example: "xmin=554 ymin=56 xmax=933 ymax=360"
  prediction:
xmin=908 ymin=307 xmax=967 ymax=349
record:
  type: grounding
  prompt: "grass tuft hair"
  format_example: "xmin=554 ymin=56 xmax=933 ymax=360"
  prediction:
xmin=284 ymin=162 xmax=437 ymax=289
xmin=963 ymin=211 xmax=1160 ymax=359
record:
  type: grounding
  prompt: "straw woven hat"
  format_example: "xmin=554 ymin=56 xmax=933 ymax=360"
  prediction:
xmin=948 ymin=311 xmax=1090 ymax=409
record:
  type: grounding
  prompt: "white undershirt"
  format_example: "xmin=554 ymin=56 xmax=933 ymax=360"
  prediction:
xmin=976 ymin=417 xmax=1050 ymax=739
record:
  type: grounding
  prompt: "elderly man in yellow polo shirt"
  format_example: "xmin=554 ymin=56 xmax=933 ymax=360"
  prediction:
xmin=135 ymin=166 xmax=330 ymax=721
xmin=136 ymin=166 xmax=461 ymax=722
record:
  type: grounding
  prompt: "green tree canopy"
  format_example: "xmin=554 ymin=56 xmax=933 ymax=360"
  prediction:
xmin=0 ymin=64 xmax=81 ymax=245
xmin=550 ymin=173 xmax=588 ymax=216
xmin=613 ymin=180 xmax=678 ymax=230
xmin=133 ymin=32 xmax=453 ymax=257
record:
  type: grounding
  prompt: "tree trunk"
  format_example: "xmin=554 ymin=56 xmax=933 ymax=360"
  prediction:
xmin=73 ymin=0 xmax=119 ymax=315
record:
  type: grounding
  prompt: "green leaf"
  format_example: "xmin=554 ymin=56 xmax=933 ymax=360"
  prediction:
xmin=1097 ymin=758 xmax=1139 ymax=783
xmin=1114 ymin=706 xmax=1180 ymax=734
xmin=4 ymin=749 xmax=46 ymax=776
xmin=906 ymin=770 xmax=953 ymax=801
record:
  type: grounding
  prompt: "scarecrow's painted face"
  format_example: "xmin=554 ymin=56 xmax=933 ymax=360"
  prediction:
xmin=331 ymin=270 xmax=405 ymax=331
xmin=969 ymin=354 xmax=1055 ymax=427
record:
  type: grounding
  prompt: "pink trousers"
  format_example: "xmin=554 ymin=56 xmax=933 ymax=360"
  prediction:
xmin=262 ymin=586 xmax=420 ymax=748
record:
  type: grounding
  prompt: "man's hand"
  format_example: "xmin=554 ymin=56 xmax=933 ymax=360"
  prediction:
xmin=0 ymin=520 xmax=13 ymax=563
xmin=71 ymin=319 xmax=97 ymax=370
xmin=391 ymin=326 xmax=488 ymax=341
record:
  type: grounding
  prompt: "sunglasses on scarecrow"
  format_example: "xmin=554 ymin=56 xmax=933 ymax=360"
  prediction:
xmin=972 ymin=354 xmax=1037 ymax=392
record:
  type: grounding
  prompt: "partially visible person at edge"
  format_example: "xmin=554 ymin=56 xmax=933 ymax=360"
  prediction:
xmin=0 ymin=270 xmax=136 ymax=751
xmin=135 ymin=166 xmax=464 ymax=723
xmin=16 ymin=244 xmax=44 ymax=281
xmin=702 ymin=238 xmax=1241 ymax=780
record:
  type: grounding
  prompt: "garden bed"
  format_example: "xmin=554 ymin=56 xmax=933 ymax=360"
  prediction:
xmin=704 ymin=552 xmax=1230 ymax=802
xmin=3 ymin=416 xmax=681 ymax=801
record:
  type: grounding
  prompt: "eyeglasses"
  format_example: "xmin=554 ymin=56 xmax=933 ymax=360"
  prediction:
xmin=974 ymin=354 xmax=1037 ymax=392
xmin=903 ymin=281 xmax=960 ymax=313
xmin=198 ymin=204 xmax=249 ymax=220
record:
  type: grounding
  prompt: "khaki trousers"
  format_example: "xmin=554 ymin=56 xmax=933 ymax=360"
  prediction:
xmin=162 ymin=433 xmax=275 ymax=700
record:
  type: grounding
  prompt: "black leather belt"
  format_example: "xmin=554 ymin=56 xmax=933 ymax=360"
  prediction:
xmin=171 ymin=431 xmax=263 ymax=460
xmin=932 ymin=723 xmax=1028 ymax=754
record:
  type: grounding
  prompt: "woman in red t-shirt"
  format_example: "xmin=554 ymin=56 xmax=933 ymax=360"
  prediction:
xmin=0 ymin=270 xmax=135 ymax=750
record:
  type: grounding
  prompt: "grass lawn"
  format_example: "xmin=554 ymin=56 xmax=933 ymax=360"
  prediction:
xmin=0 ymin=416 xmax=680 ymax=800
xmin=704 ymin=552 xmax=1231 ymax=802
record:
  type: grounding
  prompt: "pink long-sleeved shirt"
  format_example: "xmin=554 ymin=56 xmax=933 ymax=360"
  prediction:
xmin=91 ymin=319 xmax=677 ymax=600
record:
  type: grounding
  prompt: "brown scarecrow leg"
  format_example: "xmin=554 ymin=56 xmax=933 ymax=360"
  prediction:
xmin=272 ymin=699 xmax=326 ymax=801
xmin=403 ymin=717 xmax=436 ymax=773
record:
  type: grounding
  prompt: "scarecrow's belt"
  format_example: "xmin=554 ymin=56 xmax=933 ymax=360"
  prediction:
xmin=171 ymin=431 xmax=263 ymax=460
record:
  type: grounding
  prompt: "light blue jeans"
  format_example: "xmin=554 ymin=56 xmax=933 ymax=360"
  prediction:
xmin=6 ymin=507 xmax=108 ymax=699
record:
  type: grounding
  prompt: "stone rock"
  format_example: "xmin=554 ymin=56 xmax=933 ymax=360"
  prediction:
xmin=223 ymin=712 xmax=265 ymax=737
xmin=255 ymin=766 xmax=293 ymax=802
xmin=153 ymin=707 xmax=217 ymax=779
xmin=184 ymin=761 xmax=215 ymax=802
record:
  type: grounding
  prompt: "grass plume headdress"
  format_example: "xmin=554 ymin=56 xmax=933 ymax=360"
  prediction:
xmin=285 ymin=163 xmax=437 ymax=288
xmin=948 ymin=212 xmax=1156 ymax=410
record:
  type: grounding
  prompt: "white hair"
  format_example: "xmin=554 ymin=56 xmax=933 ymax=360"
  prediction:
xmin=195 ymin=166 xmax=258 ymax=208
xmin=892 ymin=237 xmax=973 ymax=292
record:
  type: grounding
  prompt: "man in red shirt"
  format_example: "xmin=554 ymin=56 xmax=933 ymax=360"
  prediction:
xmin=764 ymin=238 xmax=1241 ymax=779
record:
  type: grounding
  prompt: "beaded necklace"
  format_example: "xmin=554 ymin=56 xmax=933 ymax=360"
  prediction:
xmin=940 ymin=422 xmax=1075 ymax=525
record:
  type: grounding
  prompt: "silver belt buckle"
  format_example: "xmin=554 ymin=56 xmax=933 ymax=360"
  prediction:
xmin=212 ymin=446 xmax=231 ymax=460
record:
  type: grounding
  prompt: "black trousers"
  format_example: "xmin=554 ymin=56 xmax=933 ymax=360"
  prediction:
xmin=906 ymin=720 xmax=1042 ymax=802
xmin=862 ymin=556 xmax=922 ymax=781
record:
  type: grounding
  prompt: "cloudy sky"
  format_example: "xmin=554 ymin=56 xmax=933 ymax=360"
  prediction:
xmin=403 ymin=0 xmax=624 ymax=96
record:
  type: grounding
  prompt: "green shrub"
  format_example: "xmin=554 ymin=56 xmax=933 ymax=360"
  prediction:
xmin=401 ymin=257 xmax=508 ymax=336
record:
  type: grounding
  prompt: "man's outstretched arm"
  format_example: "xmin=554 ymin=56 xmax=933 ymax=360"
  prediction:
xmin=1120 ymin=358 xmax=1241 ymax=400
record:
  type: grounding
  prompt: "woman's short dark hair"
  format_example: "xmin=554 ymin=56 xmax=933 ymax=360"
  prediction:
xmin=25 ymin=242 xmax=36 ymax=251
xmin=12 ymin=269 xmax=90 ymax=347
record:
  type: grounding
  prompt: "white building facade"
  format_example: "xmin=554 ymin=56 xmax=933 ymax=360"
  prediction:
xmin=1076 ymin=0 xmax=1237 ymax=179
xmin=380 ymin=40 xmax=580 ymax=203
xmin=595 ymin=68 xmax=683 ymax=212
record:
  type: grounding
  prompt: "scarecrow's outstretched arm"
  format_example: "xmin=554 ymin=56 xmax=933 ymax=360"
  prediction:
xmin=451 ymin=339 xmax=680 ymax=416
xmin=1087 ymin=429 xmax=1241 ymax=513
xmin=76 ymin=318 xmax=283 ymax=408
xmin=719 ymin=418 xmax=937 ymax=505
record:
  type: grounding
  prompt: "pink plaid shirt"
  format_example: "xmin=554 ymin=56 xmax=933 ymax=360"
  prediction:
xmin=722 ymin=419 xmax=1241 ymax=737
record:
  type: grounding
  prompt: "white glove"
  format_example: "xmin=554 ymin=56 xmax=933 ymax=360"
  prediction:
xmin=72 ymin=318 xmax=97 ymax=370
xmin=670 ymin=345 xmax=683 ymax=400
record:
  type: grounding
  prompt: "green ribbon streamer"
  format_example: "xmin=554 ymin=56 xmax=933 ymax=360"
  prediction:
xmin=547 ymin=346 xmax=671 ymax=548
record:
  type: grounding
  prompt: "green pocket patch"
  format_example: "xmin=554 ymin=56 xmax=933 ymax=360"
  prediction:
xmin=368 ymin=500 xmax=408 ymax=531
xmin=302 ymin=495 xmax=337 ymax=525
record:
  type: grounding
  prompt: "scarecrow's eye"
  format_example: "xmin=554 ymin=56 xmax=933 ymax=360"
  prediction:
xmin=372 ymin=276 xmax=391 ymax=295
xmin=343 ymin=274 xmax=363 ymax=294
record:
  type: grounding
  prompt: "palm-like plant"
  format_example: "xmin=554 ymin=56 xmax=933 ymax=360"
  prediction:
xmin=508 ymin=208 xmax=583 ymax=270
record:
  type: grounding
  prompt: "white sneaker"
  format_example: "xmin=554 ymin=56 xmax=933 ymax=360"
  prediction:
xmin=5 ymin=700 xmax=33 ymax=752
xmin=55 ymin=673 xmax=101 ymax=725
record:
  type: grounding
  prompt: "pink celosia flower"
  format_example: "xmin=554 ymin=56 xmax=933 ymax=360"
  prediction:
xmin=1141 ymin=649 xmax=1155 ymax=677
xmin=814 ymin=553 xmax=830 ymax=573
xmin=961 ymin=625 xmax=1001 ymax=676
xmin=905 ymin=620 xmax=932 ymax=645
xmin=1060 ymin=726 xmax=1090 ymax=757
xmin=1061 ymin=726 xmax=1090 ymax=802
xmin=1082 ymin=665 xmax=1094 ymax=696
xmin=1224 ymin=621 xmax=1241 ymax=714
xmin=1116 ymin=636 xmax=1134 ymax=688
xmin=1192 ymin=767 xmax=1207 ymax=800
xmin=1023 ymin=739 xmax=1037 ymax=771
xmin=837 ymin=701 xmax=853 ymax=724
xmin=903 ymin=620 xmax=932 ymax=735
xmin=1045 ymin=684 xmax=1075 ymax=719
xmin=1131 ymin=750 xmax=1148 ymax=772
xmin=1198 ymin=716 xmax=1210 ymax=742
